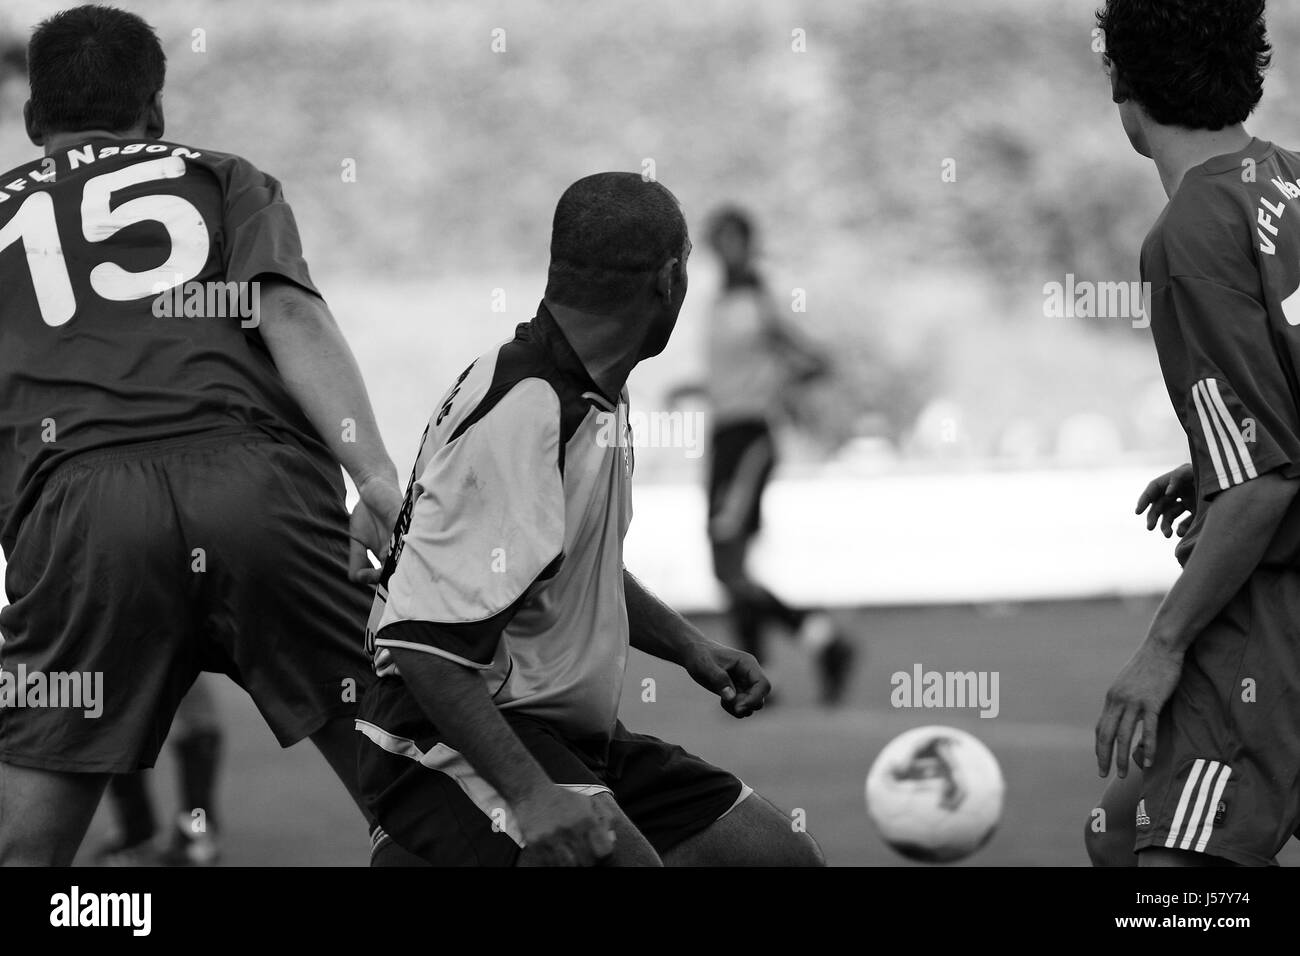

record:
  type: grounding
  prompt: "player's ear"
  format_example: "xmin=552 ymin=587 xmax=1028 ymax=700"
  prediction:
xmin=1109 ymin=66 xmax=1131 ymax=105
xmin=23 ymin=100 xmax=44 ymax=147
xmin=143 ymin=90 xmax=165 ymax=139
xmin=655 ymin=256 xmax=680 ymax=302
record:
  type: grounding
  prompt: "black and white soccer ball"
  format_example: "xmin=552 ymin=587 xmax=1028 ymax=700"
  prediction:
xmin=865 ymin=725 xmax=1004 ymax=863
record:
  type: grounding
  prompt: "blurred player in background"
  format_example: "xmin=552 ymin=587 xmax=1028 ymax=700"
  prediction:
xmin=0 ymin=5 xmax=401 ymax=864
xmin=356 ymin=174 xmax=824 ymax=866
xmin=1089 ymin=0 xmax=1300 ymax=866
xmin=96 ymin=676 xmax=223 ymax=866
xmin=671 ymin=206 xmax=855 ymax=705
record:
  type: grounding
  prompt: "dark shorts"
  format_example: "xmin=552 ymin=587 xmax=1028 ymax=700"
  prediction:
xmin=707 ymin=420 xmax=776 ymax=544
xmin=1134 ymin=567 xmax=1300 ymax=865
xmin=358 ymin=711 xmax=748 ymax=866
xmin=0 ymin=428 xmax=374 ymax=773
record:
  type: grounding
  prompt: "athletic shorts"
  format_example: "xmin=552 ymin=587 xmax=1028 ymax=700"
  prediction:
xmin=358 ymin=710 xmax=749 ymax=866
xmin=707 ymin=419 xmax=776 ymax=543
xmin=0 ymin=428 xmax=375 ymax=773
xmin=1134 ymin=566 xmax=1300 ymax=865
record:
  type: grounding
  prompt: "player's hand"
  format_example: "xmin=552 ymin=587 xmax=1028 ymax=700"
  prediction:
xmin=349 ymin=476 xmax=403 ymax=585
xmin=514 ymin=786 xmax=616 ymax=866
xmin=684 ymin=640 xmax=771 ymax=718
xmin=1136 ymin=463 xmax=1196 ymax=538
xmin=1094 ymin=639 xmax=1184 ymax=779
xmin=372 ymin=647 xmax=400 ymax=678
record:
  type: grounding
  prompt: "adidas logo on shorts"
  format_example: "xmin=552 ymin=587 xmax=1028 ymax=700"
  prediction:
xmin=1135 ymin=798 xmax=1151 ymax=828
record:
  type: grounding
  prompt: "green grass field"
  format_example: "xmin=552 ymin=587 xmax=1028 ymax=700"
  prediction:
xmin=74 ymin=597 xmax=1300 ymax=867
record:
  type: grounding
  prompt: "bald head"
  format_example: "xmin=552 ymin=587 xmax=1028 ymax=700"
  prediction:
xmin=545 ymin=172 xmax=689 ymax=310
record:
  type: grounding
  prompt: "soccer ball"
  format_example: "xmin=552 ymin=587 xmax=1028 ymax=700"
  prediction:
xmin=864 ymin=725 xmax=1004 ymax=863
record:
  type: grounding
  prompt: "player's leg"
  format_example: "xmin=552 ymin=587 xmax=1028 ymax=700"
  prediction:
xmin=709 ymin=424 xmax=855 ymax=702
xmin=0 ymin=764 xmax=107 ymax=865
xmin=181 ymin=436 xmax=378 ymax=827
xmin=1130 ymin=570 xmax=1300 ymax=866
xmin=710 ymin=536 xmax=766 ymax=663
xmin=0 ymin=446 xmax=201 ymax=865
xmin=1086 ymin=770 xmax=1254 ymax=867
xmin=1084 ymin=770 xmax=1141 ymax=866
xmin=308 ymin=716 xmax=374 ymax=823
xmin=1138 ymin=847 xmax=1230 ymax=866
xmin=663 ymin=790 xmax=824 ymax=867
xmin=357 ymin=712 xmax=658 ymax=866
xmin=95 ymin=770 xmax=159 ymax=864
xmin=171 ymin=675 xmax=222 ymax=824
xmin=161 ymin=676 xmax=224 ymax=865
xmin=517 ymin=793 xmax=662 ymax=867
xmin=708 ymin=422 xmax=773 ymax=664
xmin=602 ymin=723 xmax=823 ymax=866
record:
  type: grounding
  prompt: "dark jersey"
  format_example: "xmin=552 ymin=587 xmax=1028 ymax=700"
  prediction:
xmin=0 ymin=137 xmax=333 ymax=554
xmin=1142 ymin=138 xmax=1300 ymax=566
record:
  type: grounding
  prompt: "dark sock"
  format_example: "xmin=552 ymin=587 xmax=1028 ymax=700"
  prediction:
xmin=750 ymin=585 xmax=806 ymax=634
xmin=732 ymin=600 xmax=764 ymax=664
xmin=174 ymin=728 xmax=222 ymax=832
xmin=108 ymin=772 xmax=156 ymax=847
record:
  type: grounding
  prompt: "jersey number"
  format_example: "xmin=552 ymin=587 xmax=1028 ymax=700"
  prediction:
xmin=0 ymin=156 xmax=210 ymax=327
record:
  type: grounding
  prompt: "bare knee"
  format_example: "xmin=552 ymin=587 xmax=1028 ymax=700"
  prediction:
xmin=666 ymin=792 xmax=826 ymax=866
xmin=0 ymin=763 xmax=107 ymax=866
xmin=596 ymin=793 xmax=663 ymax=867
xmin=1084 ymin=775 xmax=1142 ymax=867
xmin=775 ymin=828 xmax=826 ymax=866
xmin=1084 ymin=812 xmax=1136 ymax=867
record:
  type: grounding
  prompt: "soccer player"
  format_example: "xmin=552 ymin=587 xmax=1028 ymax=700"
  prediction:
xmin=0 ymin=5 xmax=401 ymax=864
xmin=356 ymin=174 xmax=825 ymax=866
xmin=1088 ymin=0 xmax=1300 ymax=866
xmin=670 ymin=206 xmax=855 ymax=705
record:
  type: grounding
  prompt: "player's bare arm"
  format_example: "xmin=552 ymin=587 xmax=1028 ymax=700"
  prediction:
xmin=758 ymin=291 xmax=830 ymax=383
xmin=1096 ymin=470 xmax=1300 ymax=779
xmin=1136 ymin=463 xmax=1196 ymax=537
xmin=386 ymin=646 xmax=616 ymax=866
xmin=623 ymin=568 xmax=770 ymax=717
xmin=255 ymin=279 xmax=401 ymax=581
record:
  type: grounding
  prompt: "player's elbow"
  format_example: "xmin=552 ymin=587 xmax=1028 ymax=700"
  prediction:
xmin=256 ymin=278 xmax=336 ymax=336
xmin=389 ymin=646 xmax=480 ymax=691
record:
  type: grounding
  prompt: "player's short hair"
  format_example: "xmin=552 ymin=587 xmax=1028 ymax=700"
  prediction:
xmin=27 ymin=4 xmax=166 ymax=136
xmin=1096 ymin=0 xmax=1271 ymax=131
xmin=545 ymin=173 xmax=688 ymax=310
xmin=706 ymin=205 xmax=755 ymax=248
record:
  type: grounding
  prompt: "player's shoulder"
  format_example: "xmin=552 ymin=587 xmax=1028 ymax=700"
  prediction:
xmin=433 ymin=329 xmax=565 ymax=449
xmin=156 ymin=141 xmax=284 ymax=194
xmin=1143 ymin=163 xmax=1262 ymax=288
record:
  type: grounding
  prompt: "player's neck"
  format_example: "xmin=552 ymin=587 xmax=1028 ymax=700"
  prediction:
xmin=1145 ymin=123 xmax=1253 ymax=199
xmin=41 ymin=127 xmax=148 ymax=156
xmin=543 ymin=298 xmax=648 ymax=399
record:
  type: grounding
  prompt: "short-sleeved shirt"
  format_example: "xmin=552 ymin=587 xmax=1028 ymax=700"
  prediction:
xmin=1142 ymin=138 xmax=1300 ymax=566
xmin=0 ymin=137 xmax=334 ymax=555
xmin=360 ymin=303 xmax=634 ymax=745
xmin=706 ymin=275 xmax=789 ymax=427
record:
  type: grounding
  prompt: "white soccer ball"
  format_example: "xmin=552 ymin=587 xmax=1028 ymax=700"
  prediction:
xmin=865 ymin=725 xmax=1004 ymax=863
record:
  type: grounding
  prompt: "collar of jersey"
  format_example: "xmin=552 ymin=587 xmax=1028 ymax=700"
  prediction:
xmin=532 ymin=302 xmax=617 ymax=405
xmin=1192 ymin=137 xmax=1275 ymax=177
